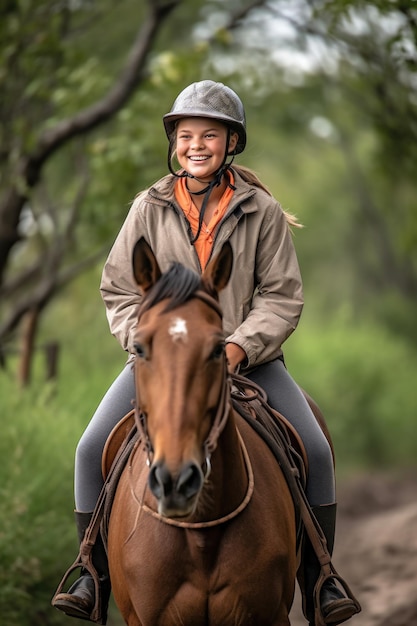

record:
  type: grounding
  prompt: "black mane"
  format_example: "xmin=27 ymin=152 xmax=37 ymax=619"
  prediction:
xmin=141 ymin=262 xmax=202 ymax=314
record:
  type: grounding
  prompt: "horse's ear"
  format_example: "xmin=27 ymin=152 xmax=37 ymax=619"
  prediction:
xmin=203 ymin=241 xmax=233 ymax=294
xmin=132 ymin=237 xmax=162 ymax=292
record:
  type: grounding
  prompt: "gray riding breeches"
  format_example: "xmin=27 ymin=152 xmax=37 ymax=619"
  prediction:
xmin=74 ymin=358 xmax=335 ymax=512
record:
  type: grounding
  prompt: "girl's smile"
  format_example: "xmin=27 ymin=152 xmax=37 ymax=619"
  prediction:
xmin=176 ymin=117 xmax=237 ymax=186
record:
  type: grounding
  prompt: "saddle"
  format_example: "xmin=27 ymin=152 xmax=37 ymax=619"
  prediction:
xmin=100 ymin=374 xmax=309 ymax=530
xmin=98 ymin=376 xmax=308 ymax=542
xmin=102 ymin=379 xmax=307 ymax=479
xmin=99 ymin=374 xmax=317 ymax=540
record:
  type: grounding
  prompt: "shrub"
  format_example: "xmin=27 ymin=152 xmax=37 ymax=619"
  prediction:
xmin=286 ymin=309 xmax=417 ymax=471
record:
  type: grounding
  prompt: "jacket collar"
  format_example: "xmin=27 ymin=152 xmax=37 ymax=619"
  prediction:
xmin=147 ymin=169 xmax=257 ymax=214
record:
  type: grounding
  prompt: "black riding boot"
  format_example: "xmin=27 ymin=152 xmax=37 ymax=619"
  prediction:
xmin=302 ymin=504 xmax=360 ymax=625
xmin=52 ymin=511 xmax=111 ymax=624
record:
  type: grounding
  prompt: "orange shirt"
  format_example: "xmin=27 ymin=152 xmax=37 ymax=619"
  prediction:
xmin=175 ymin=171 xmax=235 ymax=269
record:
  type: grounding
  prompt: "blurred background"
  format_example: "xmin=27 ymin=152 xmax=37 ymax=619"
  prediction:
xmin=1 ymin=1 xmax=416 ymax=624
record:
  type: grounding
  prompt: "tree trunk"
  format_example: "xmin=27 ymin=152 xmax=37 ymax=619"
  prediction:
xmin=18 ymin=307 xmax=40 ymax=387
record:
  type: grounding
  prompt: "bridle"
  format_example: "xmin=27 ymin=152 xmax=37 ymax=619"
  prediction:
xmin=131 ymin=287 xmax=255 ymax=529
xmin=133 ymin=288 xmax=232 ymax=478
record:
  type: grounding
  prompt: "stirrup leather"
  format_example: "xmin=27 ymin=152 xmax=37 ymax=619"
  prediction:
xmin=51 ymin=506 xmax=107 ymax=624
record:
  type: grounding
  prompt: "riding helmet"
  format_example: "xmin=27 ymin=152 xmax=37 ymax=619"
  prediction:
xmin=163 ymin=80 xmax=246 ymax=155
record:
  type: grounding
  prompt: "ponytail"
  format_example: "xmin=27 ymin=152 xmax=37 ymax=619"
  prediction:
xmin=233 ymin=165 xmax=303 ymax=230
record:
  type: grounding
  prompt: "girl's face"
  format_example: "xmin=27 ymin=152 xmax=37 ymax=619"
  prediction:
xmin=175 ymin=117 xmax=238 ymax=181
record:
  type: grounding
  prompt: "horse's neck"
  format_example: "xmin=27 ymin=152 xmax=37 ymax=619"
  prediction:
xmin=202 ymin=410 xmax=248 ymax=520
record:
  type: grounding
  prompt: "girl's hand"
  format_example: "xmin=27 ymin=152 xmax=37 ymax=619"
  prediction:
xmin=225 ymin=342 xmax=247 ymax=373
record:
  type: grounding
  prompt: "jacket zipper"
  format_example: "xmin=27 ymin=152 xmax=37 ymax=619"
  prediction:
xmin=147 ymin=185 xmax=255 ymax=271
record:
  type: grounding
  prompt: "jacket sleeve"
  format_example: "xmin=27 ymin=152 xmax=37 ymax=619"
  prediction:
xmin=226 ymin=198 xmax=304 ymax=369
xmin=100 ymin=192 xmax=148 ymax=354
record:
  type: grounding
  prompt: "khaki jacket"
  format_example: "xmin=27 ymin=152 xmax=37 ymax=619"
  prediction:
xmin=100 ymin=169 xmax=304 ymax=371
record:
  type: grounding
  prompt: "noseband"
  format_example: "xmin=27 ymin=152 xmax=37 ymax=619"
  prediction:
xmin=134 ymin=289 xmax=231 ymax=476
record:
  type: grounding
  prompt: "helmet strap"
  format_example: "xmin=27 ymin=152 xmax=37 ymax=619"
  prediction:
xmin=189 ymin=158 xmax=236 ymax=245
xmin=167 ymin=137 xmax=188 ymax=179
xmin=190 ymin=178 xmax=217 ymax=244
xmin=167 ymin=128 xmax=236 ymax=244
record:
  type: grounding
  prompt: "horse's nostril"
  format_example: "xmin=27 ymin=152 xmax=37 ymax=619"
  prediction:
xmin=148 ymin=461 xmax=203 ymax=502
xmin=177 ymin=462 xmax=203 ymax=499
xmin=148 ymin=462 xmax=172 ymax=499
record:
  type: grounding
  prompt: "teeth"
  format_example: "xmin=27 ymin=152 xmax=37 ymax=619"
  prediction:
xmin=189 ymin=156 xmax=209 ymax=161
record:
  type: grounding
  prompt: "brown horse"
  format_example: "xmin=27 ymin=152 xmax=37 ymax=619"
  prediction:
xmin=107 ymin=238 xmax=298 ymax=626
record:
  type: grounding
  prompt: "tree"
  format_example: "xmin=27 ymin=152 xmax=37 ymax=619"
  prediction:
xmin=0 ymin=0 xmax=269 ymax=383
xmin=207 ymin=0 xmax=417 ymax=305
xmin=0 ymin=0 xmax=178 ymax=382
xmin=311 ymin=0 xmax=417 ymax=301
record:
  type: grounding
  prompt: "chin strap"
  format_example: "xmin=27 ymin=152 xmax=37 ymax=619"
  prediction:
xmin=167 ymin=129 xmax=236 ymax=244
xmin=188 ymin=170 xmax=224 ymax=244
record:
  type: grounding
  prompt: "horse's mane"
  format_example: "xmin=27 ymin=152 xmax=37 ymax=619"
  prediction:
xmin=141 ymin=263 xmax=202 ymax=314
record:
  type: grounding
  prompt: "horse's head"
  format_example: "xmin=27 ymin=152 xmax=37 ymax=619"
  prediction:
xmin=131 ymin=237 xmax=233 ymax=518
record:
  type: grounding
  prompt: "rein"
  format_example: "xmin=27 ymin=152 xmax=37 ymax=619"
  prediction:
xmin=130 ymin=428 xmax=254 ymax=529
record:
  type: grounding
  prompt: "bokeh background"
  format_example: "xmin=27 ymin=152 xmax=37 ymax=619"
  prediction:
xmin=1 ymin=1 xmax=416 ymax=624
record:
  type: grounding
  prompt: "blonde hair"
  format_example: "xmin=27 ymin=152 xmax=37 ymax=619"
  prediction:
xmin=233 ymin=165 xmax=303 ymax=229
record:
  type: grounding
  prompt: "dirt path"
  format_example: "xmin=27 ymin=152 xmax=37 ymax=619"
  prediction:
xmin=290 ymin=470 xmax=417 ymax=626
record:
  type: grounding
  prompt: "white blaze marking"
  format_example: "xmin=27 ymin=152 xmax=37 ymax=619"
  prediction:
xmin=168 ymin=317 xmax=188 ymax=342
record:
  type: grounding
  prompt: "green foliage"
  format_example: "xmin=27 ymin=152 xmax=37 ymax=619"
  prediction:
xmin=0 ymin=383 xmax=75 ymax=626
xmin=311 ymin=0 xmax=417 ymax=280
xmin=286 ymin=305 xmax=417 ymax=472
xmin=0 ymin=268 xmax=124 ymax=625
xmin=0 ymin=375 xmax=125 ymax=625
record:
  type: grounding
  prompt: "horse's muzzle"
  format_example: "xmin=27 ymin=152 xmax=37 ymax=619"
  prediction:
xmin=148 ymin=459 xmax=204 ymax=517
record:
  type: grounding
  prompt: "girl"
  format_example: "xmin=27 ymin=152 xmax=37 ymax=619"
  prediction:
xmin=53 ymin=80 xmax=359 ymax=625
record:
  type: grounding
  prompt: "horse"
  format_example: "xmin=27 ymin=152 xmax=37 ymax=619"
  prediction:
xmin=106 ymin=237 xmax=298 ymax=626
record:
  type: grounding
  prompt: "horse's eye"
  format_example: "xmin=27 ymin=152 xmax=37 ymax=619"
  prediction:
xmin=134 ymin=343 xmax=146 ymax=359
xmin=211 ymin=342 xmax=225 ymax=360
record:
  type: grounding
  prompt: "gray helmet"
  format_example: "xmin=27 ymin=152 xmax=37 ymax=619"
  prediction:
xmin=163 ymin=80 xmax=246 ymax=155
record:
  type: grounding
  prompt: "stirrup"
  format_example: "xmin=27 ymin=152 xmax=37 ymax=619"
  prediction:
xmin=52 ymin=570 xmax=95 ymax=620
xmin=323 ymin=597 xmax=360 ymax=625
xmin=314 ymin=572 xmax=361 ymax=626
xmin=52 ymin=560 xmax=107 ymax=624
